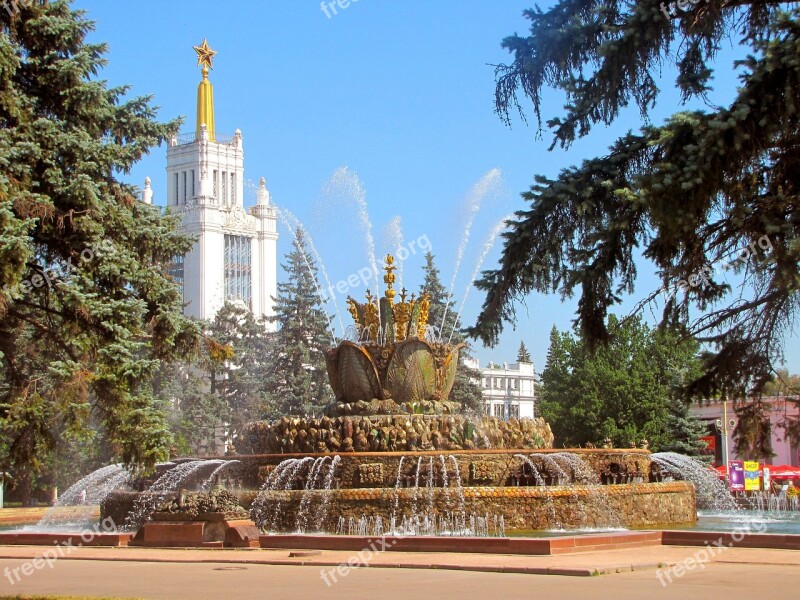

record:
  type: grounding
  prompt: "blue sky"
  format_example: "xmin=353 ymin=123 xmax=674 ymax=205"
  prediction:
xmin=73 ymin=0 xmax=799 ymax=374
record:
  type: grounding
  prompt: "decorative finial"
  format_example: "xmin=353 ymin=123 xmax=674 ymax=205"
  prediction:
xmin=193 ymin=38 xmax=217 ymax=71
xmin=141 ymin=177 xmax=153 ymax=204
xmin=383 ymin=255 xmax=397 ymax=304
xmin=257 ymin=177 xmax=270 ymax=206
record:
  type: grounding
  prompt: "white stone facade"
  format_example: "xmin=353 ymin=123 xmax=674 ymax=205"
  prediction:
xmin=145 ymin=125 xmax=279 ymax=322
xmin=464 ymin=358 xmax=536 ymax=420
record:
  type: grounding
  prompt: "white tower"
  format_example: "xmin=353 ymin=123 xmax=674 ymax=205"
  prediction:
xmin=159 ymin=39 xmax=278 ymax=322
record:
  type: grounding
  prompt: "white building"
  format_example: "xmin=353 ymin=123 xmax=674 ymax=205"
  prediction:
xmin=464 ymin=358 xmax=536 ymax=419
xmin=142 ymin=39 xmax=278 ymax=321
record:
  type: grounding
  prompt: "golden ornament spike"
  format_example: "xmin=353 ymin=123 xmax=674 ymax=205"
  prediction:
xmin=346 ymin=296 xmax=362 ymax=331
xmin=416 ymin=292 xmax=431 ymax=338
xmin=393 ymin=286 xmax=412 ymax=340
xmin=193 ymin=38 xmax=217 ymax=69
xmin=363 ymin=298 xmax=380 ymax=342
xmin=383 ymin=254 xmax=397 ymax=303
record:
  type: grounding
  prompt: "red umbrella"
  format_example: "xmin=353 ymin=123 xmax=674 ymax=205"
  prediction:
xmin=766 ymin=465 xmax=800 ymax=479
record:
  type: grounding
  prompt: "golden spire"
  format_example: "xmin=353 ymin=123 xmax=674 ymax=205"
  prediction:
xmin=193 ymin=39 xmax=216 ymax=142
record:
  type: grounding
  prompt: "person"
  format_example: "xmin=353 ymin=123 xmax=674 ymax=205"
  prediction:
xmin=79 ymin=489 xmax=87 ymax=505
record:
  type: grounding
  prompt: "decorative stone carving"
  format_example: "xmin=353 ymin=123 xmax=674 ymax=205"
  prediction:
xmin=357 ymin=463 xmax=384 ymax=486
xmin=470 ymin=461 xmax=495 ymax=483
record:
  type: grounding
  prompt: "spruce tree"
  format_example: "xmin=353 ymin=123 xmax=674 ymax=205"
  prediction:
xmin=267 ymin=229 xmax=333 ymax=416
xmin=157 ymin=302 xmax=273 ymax=455
xmin=517 ymin=341 xmax=532 ymax=363
xmin=537 ymin=325 xmax=576 ymax=445
xmin=204 ymin=303 xmax=272 ymax=438
xmin=0 ymin=1 xmax=197 ymax=496
xmin=419 ymin=252 xmax=483 ymax=413
xmin=662 ymin=401 xmax=711 ymax=460
xmin=470 ymin=2 xmax=800 ymax=399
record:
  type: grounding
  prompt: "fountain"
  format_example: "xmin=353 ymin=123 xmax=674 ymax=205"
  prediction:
xmin=127 ymin=255 xmax=692 ymax=536
xmin=37 ymin=255 xmax=698 ymax=546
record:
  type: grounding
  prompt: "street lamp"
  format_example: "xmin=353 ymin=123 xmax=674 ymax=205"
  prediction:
xmin=715 ymin=391 xmax=737 ymax=468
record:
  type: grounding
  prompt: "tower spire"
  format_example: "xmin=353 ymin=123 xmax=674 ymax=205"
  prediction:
xmin=193 ymin=39 xmax=216 ymax=142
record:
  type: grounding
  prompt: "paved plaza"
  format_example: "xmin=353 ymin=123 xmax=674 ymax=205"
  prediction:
xmin=1 ymin=543 xmax=799 ymax=599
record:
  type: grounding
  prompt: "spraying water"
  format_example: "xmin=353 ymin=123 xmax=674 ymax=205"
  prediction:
xmin=264 ymin=457 xmax=315 ymax=530
xmin=200 ymin=460 xmax=241 ymax=492
xmin=391 ymin=456 xmax=406 ymax=523
xmin=250 ymin=458 xmax=307 ymax=528
xmin=295 ymin=456 xmax=331 ymax=531
xmin=440 ymin=169 xmax=503 ymax=337
xmin=515 ymin=454 xmax=562 ymax=529
xmin=449 ymin=455 xmax=466 ymax=519
xmin=275 ymin=212 xmax=338 ymax=346
xmin=123 ymin=460 xmax=222 ymax=530
xmin=34 ymin=464 xmax=131 ymax=531
xmin=651 ymin=452 xmax=737 ymax=511
xmin=448 ymin=216 xmax=510 ymax=343
xmin=278 ymin=207 xmax=344 ymax=336
xmin=323 ymin=167 xmax=382 ymax=302
xmin=313 ymin=455 xmax=341 ymax=532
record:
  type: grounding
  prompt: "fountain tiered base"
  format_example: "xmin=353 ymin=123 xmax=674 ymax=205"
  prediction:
xmin=101 ymin=446 xmax=696 ymax=537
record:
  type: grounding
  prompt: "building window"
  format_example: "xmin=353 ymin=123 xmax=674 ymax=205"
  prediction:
xmin=167 ymin=254 xmax=184 ymax=300
xmin=173 ymin=173 xmax=178 ymax=205
xmin=224 ymin=235 xmax=252 ymax=306
xmin=213 ymin=170 xmax=218 ymax=201
xmin=230 ymin=172 xmax=236 ymax=205
xmin=191 ymin=170 xmax=196 ymax=198
xmin=182 ymin=171 xmax=187 ymax=202
xmin=222 ymin=171 xmax=227 ymax=206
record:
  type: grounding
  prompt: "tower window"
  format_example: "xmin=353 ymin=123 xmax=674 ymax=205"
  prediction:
xmin=174 ymin=173 xmax=178 ymax=205
xmin=167 ymin=254 xmax=184 ymax=301
xmin=230 ymin=173 xmax=236 ymax=205
xmin=191 ymin=170 xmax=195 ymax=198
xmin=182 ymin=171 xmax=187 ymax=202
xmin=222 ymin=171 xmax=227 ymax=206
xmin=224 ymin=235 xmax=252 ymax=306
xmin=213 ymin=170 xmax=218 ymax=202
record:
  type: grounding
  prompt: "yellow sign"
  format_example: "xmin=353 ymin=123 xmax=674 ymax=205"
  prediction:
xmin=744 ymin=461 xmax=761 ymax=491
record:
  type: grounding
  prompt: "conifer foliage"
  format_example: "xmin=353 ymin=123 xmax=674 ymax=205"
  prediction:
xmin=517 ymin=341 xmax=532 ymax=363
xmin=471 ymin=2 xmax=800 ymax=397
xmin=267 ymin=229 xmax=333 ymax=416
xmin=0 ymin=2 xmax=198 ymax=490
xmin=538 ymin=316 xmax=707 ymax=452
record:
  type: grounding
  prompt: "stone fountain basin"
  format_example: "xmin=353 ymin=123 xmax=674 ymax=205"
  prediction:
xmin=204 ymin=448 xmax=655 ymax=491
xmin=256 ymin=481 xmax=696 ymax=532
xmin=103 ymin=448 xmax=697 ymax=534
